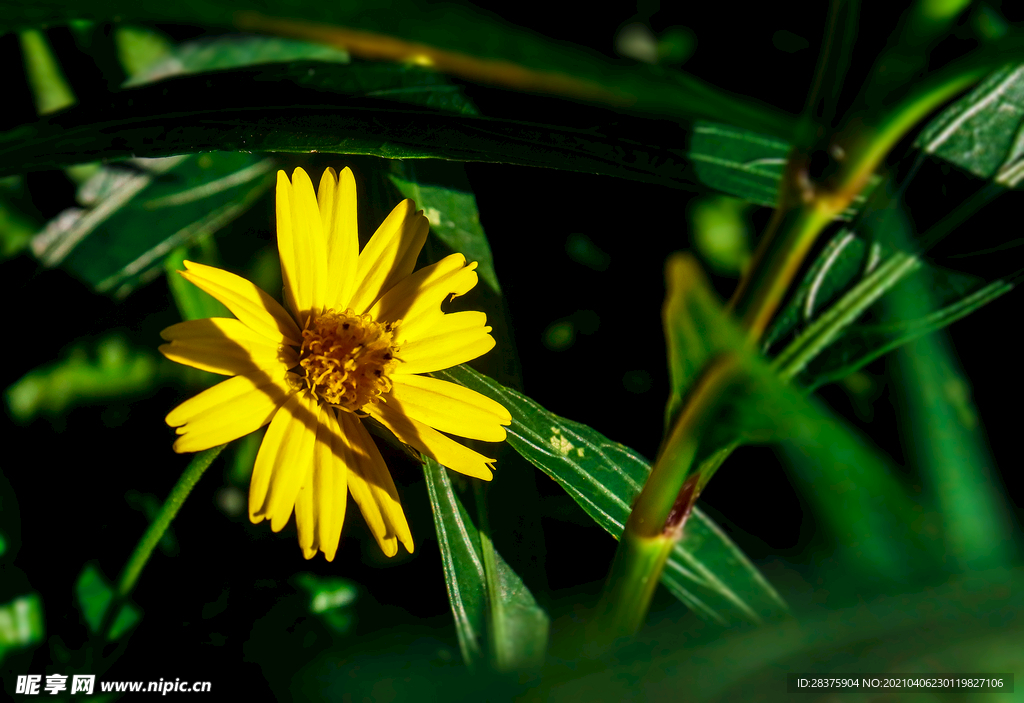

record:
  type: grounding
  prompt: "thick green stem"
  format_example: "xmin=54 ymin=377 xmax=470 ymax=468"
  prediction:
xmin=591 ymin=358 xmax=737 ymax=643
xmin=116 ymin=445 xmax=226 ymax=599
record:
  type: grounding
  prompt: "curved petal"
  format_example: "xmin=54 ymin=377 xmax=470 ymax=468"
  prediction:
xmin=277 ymin=169 xmax=328 ymax=322
xmin=397 ymin=326 xmax=496 ymax=375
xmin=386 ymin=375 xmax=510 ymax=442
xmin=368 ymin=401 xmax=496 ymax=481
xmin=347 ymin=199 xmax=429 ymax=314
xmin=295 ymin=406 xmax=349 ymax=561
xmin=249 ymin=392 xmax=321 ymax=532
xmin=159 ymin=318 xmax=297 ymax=376
xmin=368 ymin=254 xmax=479 ymax=340
xmin=317 ymin=167 xmax=359 ymax=311
xmin=339 ymin=411 xmax=413 ymax=557
xmin=166 ymin=374 xmax=294 ymax=453
xmin=178 ymin=261 xmax=301 ymax=345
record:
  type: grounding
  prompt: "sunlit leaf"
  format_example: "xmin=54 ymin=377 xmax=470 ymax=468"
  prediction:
xmin=423 ymin=457 xmax=548 ymax=669
xmin=917 ymin=63 xmax=1024 ymax=187
xmin=32 ymin=152 xmax=275 ymax=297
xmin=433 ymin=365 xmax=789 ymax=626
xmin=75 ymin=563 xmax=140 ymax=640
xmin=19 ymin=29 xmax=75 ymax=115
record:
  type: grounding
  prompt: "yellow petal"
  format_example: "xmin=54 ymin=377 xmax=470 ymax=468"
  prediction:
xmin=387 ymin=375 xmax=510 ymax=441
xmin=317 ymin=167 xmax=359 ymax=310
xmin=159 ymin=318 xmax=297 ymax=376
xmin=339 ymin=411 xmax=413 ymax=556
xmin=347 ymin=199 xmax=429 ymax=314
xmin=295 ymin=406 xmax=349 ymax=561
xmin=369 ymin=254 xmax=479 ymax=340
xmin=368 ymin=401 xmax=495 ymax=481
xmin=277 ymin=169 xmax=328 ymax=322
xmin=397 ymin=325 xmax=496 ymax=375
xmin=249 ymin=392 xmax=320 ymax=532
xmin=178 ymin=261 xmax=301 ymax=345
xmin=166 ymin=374 xmax=293 ymax=453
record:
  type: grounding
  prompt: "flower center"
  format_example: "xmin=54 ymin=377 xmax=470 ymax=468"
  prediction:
xmin=298 ymin=309 xmax=398 ymax=412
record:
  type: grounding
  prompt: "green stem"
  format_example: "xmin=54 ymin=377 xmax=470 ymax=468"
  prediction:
xmin=729 ymin=203 xmax=837 ymax=342
xmin=591 ymin=357 xmax=737 ymax=643
xmin=116 ymin=445 xmax=226 ymax=599
xmin=839 ymin=65 xmax=989 ymax=197
xmin=590 ymin=531 xmax=676 ymax=642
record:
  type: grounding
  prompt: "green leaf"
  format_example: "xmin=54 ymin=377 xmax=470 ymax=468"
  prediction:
xmin=0 ymin=1 xmax=795 ymax=137
xmin=388 ymin=161 xmax=500 ymax=295
xmin=19 ymin=29 xmax=75 ymax=115
xmin=763 ymin=205 xmax=1016 ymax=390
xmin=32 ymin=152 xmax=275 ymax=297
xmin=423 ymin=457 xmax=548 ymax=670
xmin=75 ymin=564 xmax=140 ymax=640
xmin=916 ymin=63 xmax=1024 ymax=186
xmin=126 ymin=33 xmax=350 ymax=85
xmin=433 ymin=365 xmax=788 ymax=626
xmin=887 ymin=273 xmax=1015 ymax=570
xmin=0 ymin=593 xmax=44 ymax=662
xmin=0 ymin=64 xmax=763 ymax=193
xmin=4 ymin=334 xmax=163 ymax=422
xmin=793 ymin=266 xmax=1015 ymax=389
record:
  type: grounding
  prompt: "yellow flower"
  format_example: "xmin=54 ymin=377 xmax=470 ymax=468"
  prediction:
xmin=159 ymin=167 xmax=511 ymax=560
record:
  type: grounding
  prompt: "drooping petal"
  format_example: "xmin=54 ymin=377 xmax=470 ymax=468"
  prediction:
xmin=277 ymin=169 xmax=328 ymax=322
xmin=249 ymin=392 xmax=320 ymax=532
xmin=368 ymin=254 xmax=479 ymax=341
xmin=396 ymin=312 xmax=496 ymax=375
xmin=178 ymin=261 xmax=301 ymax=345
xmin=386 ymin=375 xmax=510 ymax=442
xmin=339 ymin=411 xmax=414 ymax=556
xmin=368 ymin=401 xmax=496 ymax=481
xmin=166 ymin=374 xmax=294 ymax=453
xmin=294 ymin=406 xmax=349 ymax=561
xmin=347 ymin=199 xmax=429 ymax=314
xmin=317 ymin=167 xmax=359 ymax=311
xmin=159 ymin=318 xmax=297 ymax=376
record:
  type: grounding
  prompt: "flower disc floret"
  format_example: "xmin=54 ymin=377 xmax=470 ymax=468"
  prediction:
xmin=299 ymin=309 xmax=399 ymax=412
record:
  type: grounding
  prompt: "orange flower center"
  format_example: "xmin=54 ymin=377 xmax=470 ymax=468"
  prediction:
xmin=298 ymin=309 xmax=398 ymax=412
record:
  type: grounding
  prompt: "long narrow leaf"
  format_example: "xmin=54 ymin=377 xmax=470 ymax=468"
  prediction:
xmin=433 ymin=365 xmax=789 ymax=626
xmin=423 ymin=457 xmax=548 ymax=670
xmin=0 ymin=0 xmax=796 ymax=137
